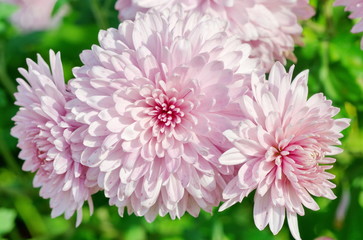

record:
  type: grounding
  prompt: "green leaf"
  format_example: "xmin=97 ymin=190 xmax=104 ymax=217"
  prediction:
xmin=0 ymin=89 xmax=7 ymax=108
xmin=125 ymin=226 xmax=146 ymax=240
xmin=0 ymin=3 xmax=17 ymax=20
xmin=359 ymin=191 xmax=363 ymax=208
xmin=0 ymin=208 xmax=16 ymax=235
xmin=51 ymin=0 xmax=69 ymax=17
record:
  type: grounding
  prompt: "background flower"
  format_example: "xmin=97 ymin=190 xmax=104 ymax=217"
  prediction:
xmin=11 ymin=51 xmax=98 ymax=226
xmin=219 ymin=62 xmax=350 ymax=239
xmin=115 ymin=0 xmax=315 ymax=71
xmin=0 ymin=0 xmax=68 ymax=31
xmin=68 ymin=7 xmax=259 ymax=221
xmin=334 ymin=0 xmax=363 ymax=49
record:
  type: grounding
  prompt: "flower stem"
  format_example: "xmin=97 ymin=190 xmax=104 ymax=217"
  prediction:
xmin=14 ymin=195 xmax=47 ymax=237
xmin=0 ymin=129 xmax=20 ymax=175
xmin=90 ymin=0 xmax=108 ymax=29
xmin=0 ymin=41 xmax=17 ymax=99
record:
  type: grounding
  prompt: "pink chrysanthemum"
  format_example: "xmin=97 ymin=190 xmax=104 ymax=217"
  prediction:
xmin=218 ymin=62 xmax=350 ymax=239
xmin=335 ymin=0 xmax=363 ymax=49
xmin=115 ymin=0 xmax=314 ymax=71
xmin=11 ymin=51 xmax=98 ymax=226
xmin=0 ymin=0 xmax=67 ymax=31
xmin=68 ymin=8 xmax=259 ymax=221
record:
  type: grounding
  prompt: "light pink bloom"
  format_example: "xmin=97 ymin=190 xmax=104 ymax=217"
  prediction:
xmin=68 ymin=8 xmax=258 ymax=221
xmin=115 ymin=0 xmax=315 ymax=71
xmin=335 ymin=0 xmax=363 ymax=49
xmin=218 ymin=62 xmax=350 ymax=239
xmin=0 ymin=0 xmax=67 ymax=31
xmin=11 ymin=51 xmax=98 ymax=226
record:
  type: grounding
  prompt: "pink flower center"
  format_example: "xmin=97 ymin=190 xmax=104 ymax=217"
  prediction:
xmin=272 ymin=147 xmax=290 ymax=166
xmin=271 ymin=142 xmax=321 ymax=170
xmin=148 ymin=94 xmax=185 ymax=130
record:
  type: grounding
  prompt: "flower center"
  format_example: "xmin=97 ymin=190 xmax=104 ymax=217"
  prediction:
xmin=272 ymin=147 xmax=290 ymax=166
xmin=148 ymin=94 xmax=185 ymax=130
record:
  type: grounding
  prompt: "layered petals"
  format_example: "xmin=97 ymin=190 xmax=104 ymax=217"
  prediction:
xmin=115 ymin=0 xmax=315 ymax=71
xmin=68 ymin=8 xmax=259 ymax=221
xmin=219 ymin=62 xmax=350 ymax=239
xmin=11 ymin=51 xmax=98 ymax=226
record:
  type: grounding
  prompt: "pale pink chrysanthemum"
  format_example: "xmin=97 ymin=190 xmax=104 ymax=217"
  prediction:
xmin=68 ymin=8 xmax=259 ymax=221
xmin=11 ymin=51 xmax=98 ymax=226
xmin=115 ymin=0 xmax=315 ymax=71
xmin=218 ymin=62 xmax=350 ymax=239
xmin=0 ymin=0 xmax=68 ymax=31
xmin=334 ymin=0 xmax=363 ymax=49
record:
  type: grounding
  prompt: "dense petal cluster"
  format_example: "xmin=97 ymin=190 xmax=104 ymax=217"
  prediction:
xmin=218 ymin=62 xmax=350 ymax=239
xmin=11 ymin=51 xmax=98 ymax=226
xmin=8 ymin=1 xmax=353 ymax=237
xmin=68 ymin=8 xmax=259 ymax=221
xmin=0 ymin=0 xmax=67 ymax=31
xmin=115 ymin=0 xmax=314 ymax=71
xmin=335 ymin=0 xmax=363 ymax=49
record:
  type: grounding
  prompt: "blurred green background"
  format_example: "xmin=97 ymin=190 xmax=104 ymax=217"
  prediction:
xmin=0 ymin=0 xmax=362 ymax=239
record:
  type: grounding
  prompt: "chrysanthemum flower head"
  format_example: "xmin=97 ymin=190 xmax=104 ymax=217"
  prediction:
xmin=115 ymin=0 xmax=314 ymax=71
xmin=219 ymin=62 xmax=350 ymax=239
xmin=11 ymin=50 xmax=98 ymax=226
xmin=68 ymin=7 xmax=259 ymax=221
xmin=334 ymin=0 xmax=363 ymax=49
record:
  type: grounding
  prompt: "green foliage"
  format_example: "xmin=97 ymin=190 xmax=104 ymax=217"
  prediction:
xmin=0 ymin=208 xmax=17 ymax=236
xmin=0 ymin=0 xmax=362 ymax=240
